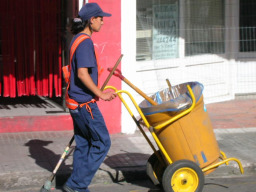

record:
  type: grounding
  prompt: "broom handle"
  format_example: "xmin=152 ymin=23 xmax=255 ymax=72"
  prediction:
xmin=101 ymin=54 xmax=123 ymax=91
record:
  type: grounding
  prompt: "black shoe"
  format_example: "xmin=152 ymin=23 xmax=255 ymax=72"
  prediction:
xmin=63 ymin=184 xmax=79 ymax=192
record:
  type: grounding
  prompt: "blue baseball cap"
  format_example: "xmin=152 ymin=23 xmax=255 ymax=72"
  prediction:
xmin=78 ymin=3 xmax=112 ymax=21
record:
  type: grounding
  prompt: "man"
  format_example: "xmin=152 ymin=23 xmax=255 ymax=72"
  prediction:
xmin=63 ymin=3 xmax=116 ymax=192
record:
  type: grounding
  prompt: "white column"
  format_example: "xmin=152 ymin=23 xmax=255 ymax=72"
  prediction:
xmin=121 ymin=0 xmax=138 ymax=134
xmin=179 ymin=0 xmax=185 ymax=59
xmin=225 ymin=0 xmax=239 ymax=99
xmin=79 ymin=0 xmax=89 ymax=10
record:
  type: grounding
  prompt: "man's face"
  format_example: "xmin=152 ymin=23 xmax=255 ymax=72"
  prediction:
xmin=91 ymin=17 xmax=104 ymax=32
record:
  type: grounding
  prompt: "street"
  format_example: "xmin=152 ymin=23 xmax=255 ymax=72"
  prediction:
xmin=4 ymin=174 xmax=256 ymax=192
xmin=88 ymin=175 xmax=256 ymax=192
xmin=60 ymin=175 xmax=256 ymax=192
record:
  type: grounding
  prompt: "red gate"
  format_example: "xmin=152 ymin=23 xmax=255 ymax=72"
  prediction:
xmin=0 ymin=0 xmax=67 ymax=98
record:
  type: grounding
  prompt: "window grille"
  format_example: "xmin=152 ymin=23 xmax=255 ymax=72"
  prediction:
xmin=239 ymin=0 xmax=256 ymax=52
xmin=183 ymin=0 xmax=225 ymax=56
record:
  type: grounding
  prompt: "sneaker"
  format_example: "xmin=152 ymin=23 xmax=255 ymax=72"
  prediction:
xmin=63 ymin=184 xmax=79 ymax=192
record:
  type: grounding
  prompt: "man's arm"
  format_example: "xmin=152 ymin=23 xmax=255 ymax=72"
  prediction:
xmin=78 ymin=68 xmax=116 ymax=101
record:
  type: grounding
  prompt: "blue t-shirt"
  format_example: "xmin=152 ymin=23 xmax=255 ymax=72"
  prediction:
xmin=68 ymin=33 xmax=98 ymax=103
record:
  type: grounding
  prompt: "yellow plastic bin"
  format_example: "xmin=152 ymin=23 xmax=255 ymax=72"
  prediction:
xmin=140 ymin=82 xmax=220 ymax=173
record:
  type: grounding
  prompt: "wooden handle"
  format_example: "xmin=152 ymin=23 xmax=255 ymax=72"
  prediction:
xmin=100 ymin=54 xmax=123 ymax=91
xmin=123 ymin=77 xmax=157 ymax=106
xmin=166 ymin=79 xmax=172 ymax=91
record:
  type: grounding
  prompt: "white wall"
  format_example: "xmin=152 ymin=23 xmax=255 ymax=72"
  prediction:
xmin=229 ymin=0 xmax=256 ymax=95
xmin=236 ymin=60 xmax=256 ymax=94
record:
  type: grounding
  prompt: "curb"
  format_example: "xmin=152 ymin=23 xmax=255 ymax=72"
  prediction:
xmin=0 ymin=166 xmax=148 ymax=192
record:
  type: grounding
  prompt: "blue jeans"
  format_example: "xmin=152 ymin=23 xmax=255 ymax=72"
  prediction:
xmin=65 ymin=103 xmax=111 ymax=192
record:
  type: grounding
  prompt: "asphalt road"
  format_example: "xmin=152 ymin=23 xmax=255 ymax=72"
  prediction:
xmin=5 ymin=174 xmax=256 ymax=192
xmin=72 ymin=175 xmax=256 ymax=192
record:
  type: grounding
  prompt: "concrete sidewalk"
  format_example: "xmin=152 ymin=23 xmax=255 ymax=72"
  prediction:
xmin=0 ymin=128 xmax=256 ymax=192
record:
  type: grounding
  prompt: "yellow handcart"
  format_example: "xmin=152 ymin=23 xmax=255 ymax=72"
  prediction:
xmin=105 ymin=81 xmax=244 ymax=192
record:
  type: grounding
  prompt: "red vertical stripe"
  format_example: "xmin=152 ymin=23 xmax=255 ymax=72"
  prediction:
xmin=4 ymin=0 xmax=11 ymax=97
xmin=0 ymin=0 xmax=3 ymax=96
xmin=28 ymin=0 xmax=36 ymax=95
xmin=54 ymin=0 xmax=58 ymax=97
xmin=39 ymin=0 xmax=43 ymax=96
xmin=24 ymin=0 xmax=30 ymax=96
xmin=22 ymin=0 xmax=27 ymax=96
xmin=9 ymin=0 xmax=16 ymax=98
xmin=43 ymin=0 xmax=49 ymax=96
xmin=57 ymin=0 xmax=62 ymax=97
xmin=48 ymin=0 xmax=54 ymax=97
xmin=58 ymin=45 xmax=62 ymax=97
xmin=41 ymin=0 xmax=46 ymax=96
xmin=35 ymin=0 xmax=42 ymax=96
xmin=15 ymin=0 xmax=20 ymax=96
xmin=54 ymin=0 xmax=59 ymax=97
xmin=4 ymin=0 xmax=10 ymax=97
xmin=0 ymin=0 xmax=5 ymax=96
xmin=16 ymin=0 xmax=24 ymax=96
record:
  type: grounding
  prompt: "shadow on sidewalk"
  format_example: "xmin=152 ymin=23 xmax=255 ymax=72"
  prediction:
xmin=24 ymin=139 xmax=73 ymax=187
xmin=103 ymin=152 xmax=152 ymax=187
xmin=0 ymin=96 xmax=55 ymax=109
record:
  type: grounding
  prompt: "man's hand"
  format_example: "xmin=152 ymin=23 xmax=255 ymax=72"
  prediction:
xmin=78 ymin=68 xmax=117 ymax=101
xmin=99 ymin=91 xmax=117 ymax=101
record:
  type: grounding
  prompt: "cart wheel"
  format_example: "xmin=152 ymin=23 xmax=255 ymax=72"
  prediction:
xmin=162 ymin=160 xmax=204 ymax=192
xmin=146 ymin=150 xmax=166 ymax=185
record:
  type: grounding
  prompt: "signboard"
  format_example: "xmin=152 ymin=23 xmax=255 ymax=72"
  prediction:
xmin=153 ymin=3 xmax=179 ymax=59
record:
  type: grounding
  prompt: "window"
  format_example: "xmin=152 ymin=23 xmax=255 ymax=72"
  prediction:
xmin=240 ymin=0 xmax=256 ymax=52
xmin=136 ymin=0 xmax=225 ymax=61
xmin=184 ymin=0 xmax=225 ymax=56
xmin=136 ymin=0 xmax=178 ymax=61
xmin=136 ymin=2 xmax=153 ymax=61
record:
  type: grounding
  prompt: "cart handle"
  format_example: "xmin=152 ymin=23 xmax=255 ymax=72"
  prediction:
xmin=202 ymin=157 xmax=244 ymax=174
xmin=104 ymin=86 xmax=151 ymax=128
xmin=154 ymin=85 xmax=196 ymax=130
